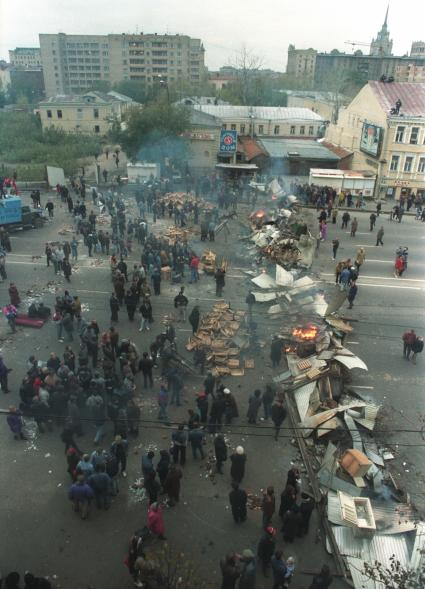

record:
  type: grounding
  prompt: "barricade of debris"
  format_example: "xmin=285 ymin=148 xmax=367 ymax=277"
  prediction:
xmin=185 ymin=302 xmax=248 ymax=377
xmin=277 ymin=315 xmax=425 ymax=586
xmin=159 ymin=192 xmax=213 ymax=212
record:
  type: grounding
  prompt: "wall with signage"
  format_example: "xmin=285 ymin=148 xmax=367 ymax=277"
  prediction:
xmin=359 ymin=122 xmax=384 ymax=158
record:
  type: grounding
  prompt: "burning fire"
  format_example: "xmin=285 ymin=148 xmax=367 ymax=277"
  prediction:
xmin=254 ymin=210 xmax=266 ymax=218
xmin=292 ymin=325 xmax=318 ymax=341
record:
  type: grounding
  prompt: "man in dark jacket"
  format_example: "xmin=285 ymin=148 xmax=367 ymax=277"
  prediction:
xmin=270 ymin=336 xmax=282 ymax=368
xmin=271 ymin=398 xmax=286 ymax=440
xmin=174 ymin=287 xmax=188 ymax=321
xmin=229 ymin=482 xmax=247 ymax=523
xmin=257 ymin=527 xmax=276 ymax=576
xmin=188 ymin=305 xmax=200 ymax=334
xmin=215 ymin=267 xmax=226 ymax=297
xmin=138 ymin=352 xmax=154 ymax=388
xmin=88 ymin=465 xmax=111 ymax=510
xmin=309 ymin=564 xmax=333 ymax=589
xmin=214 ymin=434 xmax=227 ymax=473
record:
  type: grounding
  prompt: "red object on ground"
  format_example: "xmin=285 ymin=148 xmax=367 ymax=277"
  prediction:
xmin=15 ymin=314 xmax=47 ymax=328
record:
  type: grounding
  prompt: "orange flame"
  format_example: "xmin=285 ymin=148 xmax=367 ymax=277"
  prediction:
xmin=292 ymin=325 xmax=318 ymax=341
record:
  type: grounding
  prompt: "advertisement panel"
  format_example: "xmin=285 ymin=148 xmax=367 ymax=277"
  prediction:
xmin=220 ymin=129 xmax=238 ymax=153
xmin=360 ymin=122 xmax=383 ymax=157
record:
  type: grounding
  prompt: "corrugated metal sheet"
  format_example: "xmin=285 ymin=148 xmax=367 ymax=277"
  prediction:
xmin=330 ymin=526 xmax=364 ymax=557
xmin=328 ymin=491 xmax=418 ymax=534
xmin=320 ymin=467 xmax=367 ymax=496
xmin=294 ymin=381 xmax=316 ymax=421
xmin=331 ymin=526 xmax=409 ymax=564
xmin=344 ymin=414 xmax=363 ymax=451
xmin=346 ymin=556 xmax=383 ymax=589
xmin=192 ymin=104 xmax=323 ymax=121
xmin=258 ymin=138 xmax=340 ymax=161
xmin=410 ymin=522 xmax=425 ymax=569
xmin=369 ymin=81 xmax=425 ymax=117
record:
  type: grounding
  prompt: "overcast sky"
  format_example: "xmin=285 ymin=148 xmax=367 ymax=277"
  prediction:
xmin=1 ymin=0 xmax=423 ymax=70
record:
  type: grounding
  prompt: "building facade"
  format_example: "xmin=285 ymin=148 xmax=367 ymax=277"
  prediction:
xmin=325 ymin=81 xmax=425 ymax=200
xmin=286 ymin=12 xmax=425 ymax=85
xmin=39 ymin=32 xmax=206 ymax=97
xmin=286 ymin=91 xmax=349 ymax=124
xmin=38 ymin=91 xmax=135 ymax=135
xmin=191 ymin=105 xmax=324 ymax=139
xmin=8 ymin=48 xmax=42 ymax=68
xmin=370 ymin=7 xmax=393 ymax=56
xmin=286 ymin=45 xmax=317 ymax=81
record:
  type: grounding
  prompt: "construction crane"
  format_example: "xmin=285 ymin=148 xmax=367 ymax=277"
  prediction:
xmin=345 ymin=41 xmax=371 ymax=52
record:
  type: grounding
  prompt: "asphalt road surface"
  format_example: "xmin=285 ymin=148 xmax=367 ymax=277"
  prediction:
xmin=0 ymin=192 xmax=423 ymax=588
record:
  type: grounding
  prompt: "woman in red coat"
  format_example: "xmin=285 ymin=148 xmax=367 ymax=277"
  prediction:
xmin=147 ymin=503 xmax=166 ymax=539
xmin=394 ymin=255 xmax=405 ymax=278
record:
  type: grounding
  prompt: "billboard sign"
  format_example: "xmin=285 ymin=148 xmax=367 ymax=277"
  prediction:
xmin=360 ymin=122 xmax=383 ymax=157
xmin=220 ymin=129 xmax=238 ymax=153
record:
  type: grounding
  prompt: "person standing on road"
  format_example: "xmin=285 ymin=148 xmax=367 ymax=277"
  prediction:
xmin=355 ymin=248 xmax=366 ymax=273
xmin=271 ymin=398 xmax=286 ymax=440
xmin=139 ymin=352 xmax=154 ymax=389
xmin=347 ymin=281 xmax=358 ymax=309
xmin=147 ymin=502 xmax=166 ymax=540
xmin=394 ymin=255 xmax=405 ymax=278
xmin=411 ymin=336 xmax=424 ymax=365
xmin=174 ymin=287 xmax=188 ymax=321
xmin=110 ymin=435 xmax=128 ymax=478
xmin=6 ymin=406 xmax=25 ymax=440
xmin=230 ymin=446 xmax=246 ymax=484
xmin=270 ymin=336 xmax=282 ymax=368
xmin=0 ymin=356 xmax=11 ymax=393
xmin=350 ymin=217 xmax=358 ymax=237
xmin=215 ymin=267 xmax=226 ymax=297
xmin=171 ymin=424 xmax=187 ymax=466
xmin=331 ymin=238 xmax=339 ymax=260
xmin=220 ymin=552 xmax=240 ymax=589
xmin=229 ymin=482 xmax=248 ymax=523
xmin=188 ymin=305 xmax=200 ymax=334
xmin=257 ymin=527 xmax=276 ymax=577
xmin=341 ymin=211 xmax=350 ymax=229
xmin=402 ymin=329 xmax=416 ymax=360
xmin=239 ymin=549 xmax=256 ymax=589
xmin=214 ymin=433 xmax=227 ymax=473
xmin=3 ymin=303 xmax=17 ymax=332
xmin=262 ymin=486 xmax=276 ymax=529
xmin=376 ymin=226 xmax=384 ymax=246
xmin=309 ymin=564 xmax=333 ymax=589
xmin=110 ymin=292 xmax=120 ymax=322
xmin=369 ymin=212 xmax=377 ymax=231
xmin=68 ymin=474 xmax=94 ymax=520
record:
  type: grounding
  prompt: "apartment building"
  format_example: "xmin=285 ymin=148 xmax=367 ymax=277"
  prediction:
xmin=8 ymin=48 xmax=42 ymax=68
xmin=38 ymin=91 xmax=136 ymax=135
xmin=191 ymin=105 xmax=324 ymax=139
xmin=39 ymin=32 xmax=206 ymax=97
xmin=326 ymin=81 xmax=425 ymax=200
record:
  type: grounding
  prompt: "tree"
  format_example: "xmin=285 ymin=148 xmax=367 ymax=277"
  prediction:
xmin=113 ymin=80 xmax=149 ymax=104
xmin=115 ymin=101 xmax=191 ymax=168
xmin=148 ymin=545 xmax=211 ymax=589
xmin=363 ymin=556 xmax=425 ymax=588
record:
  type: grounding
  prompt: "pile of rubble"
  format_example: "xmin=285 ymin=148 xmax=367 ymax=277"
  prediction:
xmin=185 ymin=302 xmax=250 ymax=377
xmin=159 ymin=192 xmax=213 ymax=212
xmin=275 ymin=315 xmax=425 ymax=585
xmin=163 ymin=226 xmax=191 ymax=243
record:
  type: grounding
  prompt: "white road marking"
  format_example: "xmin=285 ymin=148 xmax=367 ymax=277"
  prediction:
xmin=351 ymin=385 xmax=375 ymax=390
xmin=321 ymin=272 xmax=425 ymax=283
xmin=321 ymin=279 xmax=421 ymax=291
xmin=346 ymin=341 xmax=360 ymax=344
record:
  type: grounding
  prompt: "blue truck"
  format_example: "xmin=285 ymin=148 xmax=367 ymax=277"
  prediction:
xmin=0 ymin=197 xmax=46 ymax=230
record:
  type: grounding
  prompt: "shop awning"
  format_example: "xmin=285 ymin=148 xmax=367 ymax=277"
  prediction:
xmin=215 ymin=163 xmax=258 ymax=170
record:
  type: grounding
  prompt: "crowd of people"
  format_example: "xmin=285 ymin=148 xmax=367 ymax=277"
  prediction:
xmin=7 ymin=173 xmax=411 ymax=589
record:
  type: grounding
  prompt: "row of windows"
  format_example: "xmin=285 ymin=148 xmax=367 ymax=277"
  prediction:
xmin=222 ymin=123 xmax=316 ymax=136
xmin=390 ymin=154 xmax=425 ymax=173
xmin=46 ymin=108 xmax=100 ymax=119
xmin=394 ymin=125 xmax=425 ymax=145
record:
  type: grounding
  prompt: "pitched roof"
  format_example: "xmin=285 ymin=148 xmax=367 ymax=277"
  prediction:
xmin=321 ymin=141 xmax=353 ymax=159
xmin=237 ymin=136 xmax=266 ymax=161
xmin=192 ymin=104 xmax=323 ymax=121
xmin=368 ymin=81 xmax=425 ymax=117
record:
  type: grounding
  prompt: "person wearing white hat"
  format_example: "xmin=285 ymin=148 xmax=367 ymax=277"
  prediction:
xmin=230 ymin=446 xmax=246 ymax=483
